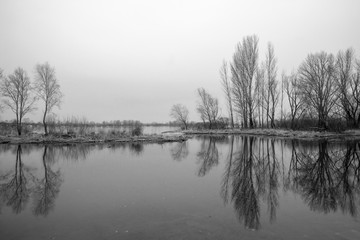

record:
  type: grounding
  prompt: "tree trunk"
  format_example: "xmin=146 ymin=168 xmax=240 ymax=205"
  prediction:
xmin=17 ymin=118 xmax=22 ymax=136
xmin=291 ymin=115 xmax=295 ymax=130
xmin=318 ymin=114 xmax=327 ymax=130
xmin=249 ymin=113 xmax=254 ymax=128
xmin=17 ymin=125 xmax=22 ymax=135
xmin=266 ymin=106 xmax=269 ymax=128
xmin=43 ymin=105 xmax=48 ymax=135
xmin=230 ymin=106 xmax=234 ymax=128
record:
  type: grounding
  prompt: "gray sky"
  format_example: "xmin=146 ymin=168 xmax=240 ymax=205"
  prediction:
xmin=0 ymin=0 xmax=359 ymax=123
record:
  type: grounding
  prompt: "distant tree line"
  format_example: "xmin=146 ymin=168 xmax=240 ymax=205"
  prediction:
xmin=170 ymin=35 xmax=360 ymax=131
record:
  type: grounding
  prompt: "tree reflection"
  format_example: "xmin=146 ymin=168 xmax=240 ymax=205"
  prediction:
xmin=220 ymin=136 xmax=234 ymax=203
xmin=57 ymin=144 xmax=93 ymax=161
xmin=32 ymin=145 xmax=63 ymax=216
xmin=0 ymin=145 xmax=63 ymax=216
xmin=221 ymin=136 xmax=281 ymax=230
xmin=129 ymin=143 xmax=144 ymax=155
xmin=297 ymin=141 xmax=338 ymax=212
xmin=0 ymin=145 xmax=31 ymax=214
xmin=289 ymin=140 xmax=360 ymax=216
xmin=264 ymin=139 xmax=280 ymax=223
xmin=337 ymin=142 xmax=360 ymax=216
xmin=196 ymin=137 xmax=219 ymax=177
xmin=230 ymin=137 xmax=260 ymax=230
xmin=170 ymin=141 xmax=189 ymax=161
xmin=222 ymin=137 xmax=360 ymax=230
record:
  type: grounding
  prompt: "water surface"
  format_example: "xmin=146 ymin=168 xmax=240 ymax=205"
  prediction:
xmin=0 ymin=136 xmax=359 ymax=239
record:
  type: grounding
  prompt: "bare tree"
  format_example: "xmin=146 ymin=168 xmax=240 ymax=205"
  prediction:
xmin=0 ymin=68 xmax=37 ymax=135
xmin=265 ymin=43 xmax=279 ymax=128
xmin=197 ymin=88 xmax=219 ymax=129
xmin=298 ymin=52 xmax=338 ymax=130
xmin=170 ymin=104 xmax=189 ymax=129
xmin=256 ymin=66 xmax=266 ymax=127
xmin=34 ymin=62 xmax=63 ymax=135
xmin=0 ymin=68 xmax=3 ymax=112
xmin=280 ymin=71 xmax=285 ymax=124
xmin=220 ymin=60 xmax=234 ymax=128
xmin=231 ymin=35 xmax=259 ymax=128
xmin=335 ymin=48 xmax=360 ymax=127
xmin=231 ymin=64 xmax=247 ymax=127
xmin=283 ymin=72 xmax=305 ymax=129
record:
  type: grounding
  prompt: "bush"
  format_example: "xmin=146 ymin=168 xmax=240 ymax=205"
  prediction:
xmin=131 ymin=124 xmax=143 ymax=136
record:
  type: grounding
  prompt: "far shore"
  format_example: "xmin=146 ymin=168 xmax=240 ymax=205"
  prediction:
xmin=2 ymin=128 xmax=360 ymax=144
xmin=182 ymin=128 xmax=360 ymax=141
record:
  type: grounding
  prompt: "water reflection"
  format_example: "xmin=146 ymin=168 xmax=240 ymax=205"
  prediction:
xmin=0 ymin=146 xmax=31 ymax=214
xmin=57 ymin=144 xmax=93 ymax=161
xmin=129 ymin=143 xmax=144 ymax=155
xmin=0 ymin=142 xmax=148 ymax=216
xmin=196 ymin=137 xmax=220 ymax=177
xmin=32 ymin=146 xmax=63 ymax=216
xmin=107 ymin=142 xmax=144 ymax=155
xmin=289 ymin=140 xmax=360 ymax=217
xmin=0 ymin=145 xmax=63 ymax=216
xmin=218 ymin=137 xmax=360 ymax=230
xmin=0 ymin=137 xmax=359 ymax=229
xmin=170 ymin=142 xmax=189 ymax=161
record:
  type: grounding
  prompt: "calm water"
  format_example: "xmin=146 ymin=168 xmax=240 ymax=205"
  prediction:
xmin=0 ymin=136 xmax=359 ymax=240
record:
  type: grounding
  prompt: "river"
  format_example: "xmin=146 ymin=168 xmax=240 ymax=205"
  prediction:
xmin=0 ymin=136 xmax=359 ymax=239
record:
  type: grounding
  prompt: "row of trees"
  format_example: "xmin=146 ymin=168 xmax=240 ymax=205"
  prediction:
xmin=0 ymin=63 xmax=63 ymax=135
xmin=282 ymin=49 xmax=360 ymax=129
xmin=223 ymin=35 xmax=360 ymax=130
xmin=170 ymin=35 xmax=360 ymax=131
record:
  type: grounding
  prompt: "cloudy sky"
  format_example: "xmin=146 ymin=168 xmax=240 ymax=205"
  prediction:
xmin=0 ymin=0 xmax=359 ymax=123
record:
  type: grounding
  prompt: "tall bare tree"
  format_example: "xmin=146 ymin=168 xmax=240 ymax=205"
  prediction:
xmin=220 ymin=60 xmax=234 ymax=128
xmin=197 ymin=88 xmax=219 ymax=129
xmin=256 ymin=65 xmax=266 ymax=127
xmin=280 ymin=71 xmax=285 ymax=124
xmin=170 ymin=103 xmax=189 ymax=129
xmin=298 ymin=52 xmax=338 ymax=130
xmin=34 ymin=62 xmax=63 ymax=135
xmin=231 ymin=35 xmax=259 ymax=128
xmin=283 ymin=72 xmax=305 ymax=129
xmin=0 ymin=68 xmax=37 ymax=135
xmin=335 ymin=48 xmax=360 ymax=127
xmin=265 ymin=43 xmax=279 ymax=128
xmin=0 ymin=68 xmax=3 ymax=113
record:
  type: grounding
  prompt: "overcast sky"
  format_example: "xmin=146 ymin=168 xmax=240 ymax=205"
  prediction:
xmin=0 ymin=0 xmax=359 ymax=123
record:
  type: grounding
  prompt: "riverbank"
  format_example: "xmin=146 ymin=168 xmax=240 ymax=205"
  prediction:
xmin=2 ymin=128 xmax=360 ymax=144
xmin=182 ymin=128 xmax=360 ymax=140
xmin=0 ymin=133 xmax=188 ymax=145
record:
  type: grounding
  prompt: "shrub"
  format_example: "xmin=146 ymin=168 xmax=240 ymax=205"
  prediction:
xmin=131 ymin=123 xmax=143 ymax=136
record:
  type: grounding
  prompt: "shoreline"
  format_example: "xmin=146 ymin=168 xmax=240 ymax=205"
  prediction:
xmin=182 ymin=128 xmax=360 ymax=140
xmin=0 ymin=134 xmax=189 ymax=145
xmin=2 ymin=128 xmax=360 ymax=144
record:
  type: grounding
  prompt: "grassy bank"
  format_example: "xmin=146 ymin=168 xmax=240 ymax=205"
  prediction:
xmin=182 ymin=128 xmax=360 ymax=140
xmin=3 ymin=128 xmax=360 ymax=144
xmin=0 ymin=133 xmax=188 ymax=145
